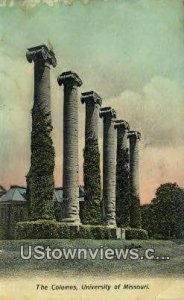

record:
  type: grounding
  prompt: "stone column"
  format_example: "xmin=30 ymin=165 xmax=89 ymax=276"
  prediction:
xmin=128 ymin=131 xmax=141 ymax=197
xmin=57 ymin=71 xmax=82 ymax=224
xmin=26 ymin=45 xmax=57 ymax=220
xmin=81 ymin=91 xmax=102 ymax=142
xmin=127 ymin=131 xmax=141 ymax=228
xmin=26 ymin=45 xmax=57 ymax=117
xmin=114 ymin=120 xmax=130 ymax=227
xmin=80 ymin=91 xmax=102 ymax=224
xmin=100 ymin=107 xmax=117 ymax=226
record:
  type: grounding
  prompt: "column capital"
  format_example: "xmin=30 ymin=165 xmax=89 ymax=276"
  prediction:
xmin=127 ymin=130 xmax=141 ymax=140
xmin=81 ymin=91 xmax=102 ymax=106
xmin=57 ymin=71 xmax=82 ymax=87
xmin=99 ymin=107 xmax=116 ymax=119
xmin=114 ymin=120 xmax=130 ymax=131
xmin=26 ymin=44 xmax=57 ymax=67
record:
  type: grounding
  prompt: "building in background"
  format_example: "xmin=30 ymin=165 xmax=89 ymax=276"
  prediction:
xmin=0 ymin=186 xmax=6 ymax=198
xmin=0 ymin=185 xmax=84 ymax=239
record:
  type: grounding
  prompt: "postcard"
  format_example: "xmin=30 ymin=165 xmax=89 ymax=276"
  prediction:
xmin=0 ymin=1 xmax=184 ymax=299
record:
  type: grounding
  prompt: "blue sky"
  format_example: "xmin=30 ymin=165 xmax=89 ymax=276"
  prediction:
xmin=0 ymin=0 xmax=184 ymax=202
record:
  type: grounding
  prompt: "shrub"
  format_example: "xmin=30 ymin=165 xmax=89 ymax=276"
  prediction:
xmin=68 ymin=225 xmax=79 ymax=239
xmin=78 ymin=225 xmax=93 ymax=239
xmin=125 ymin=228 xmax=148 ymax=240
xmin=90 ymin=226 xmax=116 ymax=239
xmin=16 ymin=222 xmax=118 ymax=240
xmin=16 ymin=222 xmax=148 ymax=240
xmin=0 ymin=225 xmax=6 ymax=240
xmin=16 ymin=220 xmax=60 ymax=239
xmin=151 ymin=234 xmax=170 ymax=240
xmin=79 ymin=225 xmax=117 ymax=239
xmin=56 ymin=223 xmax=71 ymax=239
xmin=16 ymin=221 xmax=80 ymax=239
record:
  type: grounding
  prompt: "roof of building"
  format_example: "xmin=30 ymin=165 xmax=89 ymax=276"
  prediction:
xmin=0 ymin=186 xmax=27 ymax=203
xmin=0 ymin=185 xmax=6 ymax=193
xmin=0 ymin=186 xmax=85 ymax=203
xmin=54 ymin=189 xmax=64 ymax=202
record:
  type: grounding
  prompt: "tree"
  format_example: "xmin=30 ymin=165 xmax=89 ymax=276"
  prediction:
xmin=141 ymin=183 xmax=184 ymax=238
xmin=129 ymin=194 xmax=142 ymax=228
xmin=141 ymin=203 xmax=155 ymax=237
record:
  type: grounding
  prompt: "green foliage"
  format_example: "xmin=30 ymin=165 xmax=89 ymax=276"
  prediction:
xmin=116 ymin=146 xmax=130 ymax=227
xmin=141 ymin=204 xmax=154 ymax=237
xmin=0 ymin=212 xmax=10 ymax=240
xmin=116 ymin=142 xmax=142 ymax=229
xmin=150 ymin=234 xmax=170 ymax=240
xmin=26 ymin=174 xmax=31 ymax=217
xmin=125 ymin=228 xmax=148 ymax=240
xmin=16 ymin=222 xmax=117 ymax=240
xmin=79 ymin=225 xmax=117 ymax=239
xmin=56 ymin=223 xmax=71 ymax=238
xmin=0 ymin=203 xmax=28 ymax=240
xmin=129 ymin=194 xmax=142 ymax=228
xmin=16 ymin=221 xmax=76 ymax=239
xmin=68 ymin=226 xmax=79 ymax=239
xmin=16 ymin=220 xmax=60 ymax=239
xmin=0 ymin=224 xmax=6 ymax=240
xmin=79 ymin=225 xmax=94 ymax=239
xmin=30 ymin=103 xmax=55 ymax=220
xmin=141 ymin=183 xmax=184 ymax=239
xmin=81 ymin=138 xmax=102 ymax=225
xmin=54 ymin=201 xmax=63 ymax=222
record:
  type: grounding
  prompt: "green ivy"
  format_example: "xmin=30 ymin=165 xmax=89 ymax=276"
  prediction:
xmin=81 ymin=138 xmax=102 ymax=225
xmin=116 ymin=147 xmax=130 ymax=227
xmin=29 ymin=103 xmax=55 ymax=220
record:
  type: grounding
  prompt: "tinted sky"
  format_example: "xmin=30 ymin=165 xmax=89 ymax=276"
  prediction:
xmin=0 ymin=0 xmax=184 ymax=203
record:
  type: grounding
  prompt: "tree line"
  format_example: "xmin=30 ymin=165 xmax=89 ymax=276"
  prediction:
xmin=141 ymin=183 xmax=184 ymax=239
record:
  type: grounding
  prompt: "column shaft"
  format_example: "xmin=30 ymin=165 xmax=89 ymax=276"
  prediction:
xmin=26 ymin=45 xmax=56 ymax=220
xmin=63 ymin=84 xmax=79 ymax=220
xmin=81 ymin=91 xmax=102 ymax=224
xmin=34 ymin=61 xmax=51 ymax=116
xmin=58 ymin=71 xmax=82 ymax=224
xmin=129 ymin=137 xmax=139 ymax=196
xmin=100 ymin=107 xmax=117 ymax=226
xmin=115 ymin=120 xmax=130 ymax=227
xmin=128 ymin=131 xmax=141 ymax=228
xmin=85 ymin=102 xmax=99 ymax=140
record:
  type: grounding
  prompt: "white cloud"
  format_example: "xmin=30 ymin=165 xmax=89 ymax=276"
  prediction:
xmin=106 ymin=76 xmax=184 ymax=147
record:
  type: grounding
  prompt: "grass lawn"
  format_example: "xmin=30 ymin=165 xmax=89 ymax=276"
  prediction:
xmin=0 ymin=239 xmax=183 ymax=278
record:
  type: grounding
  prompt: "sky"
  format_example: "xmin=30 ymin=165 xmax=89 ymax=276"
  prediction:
xmin=0 ymin=0 xmax=184 ymax=203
